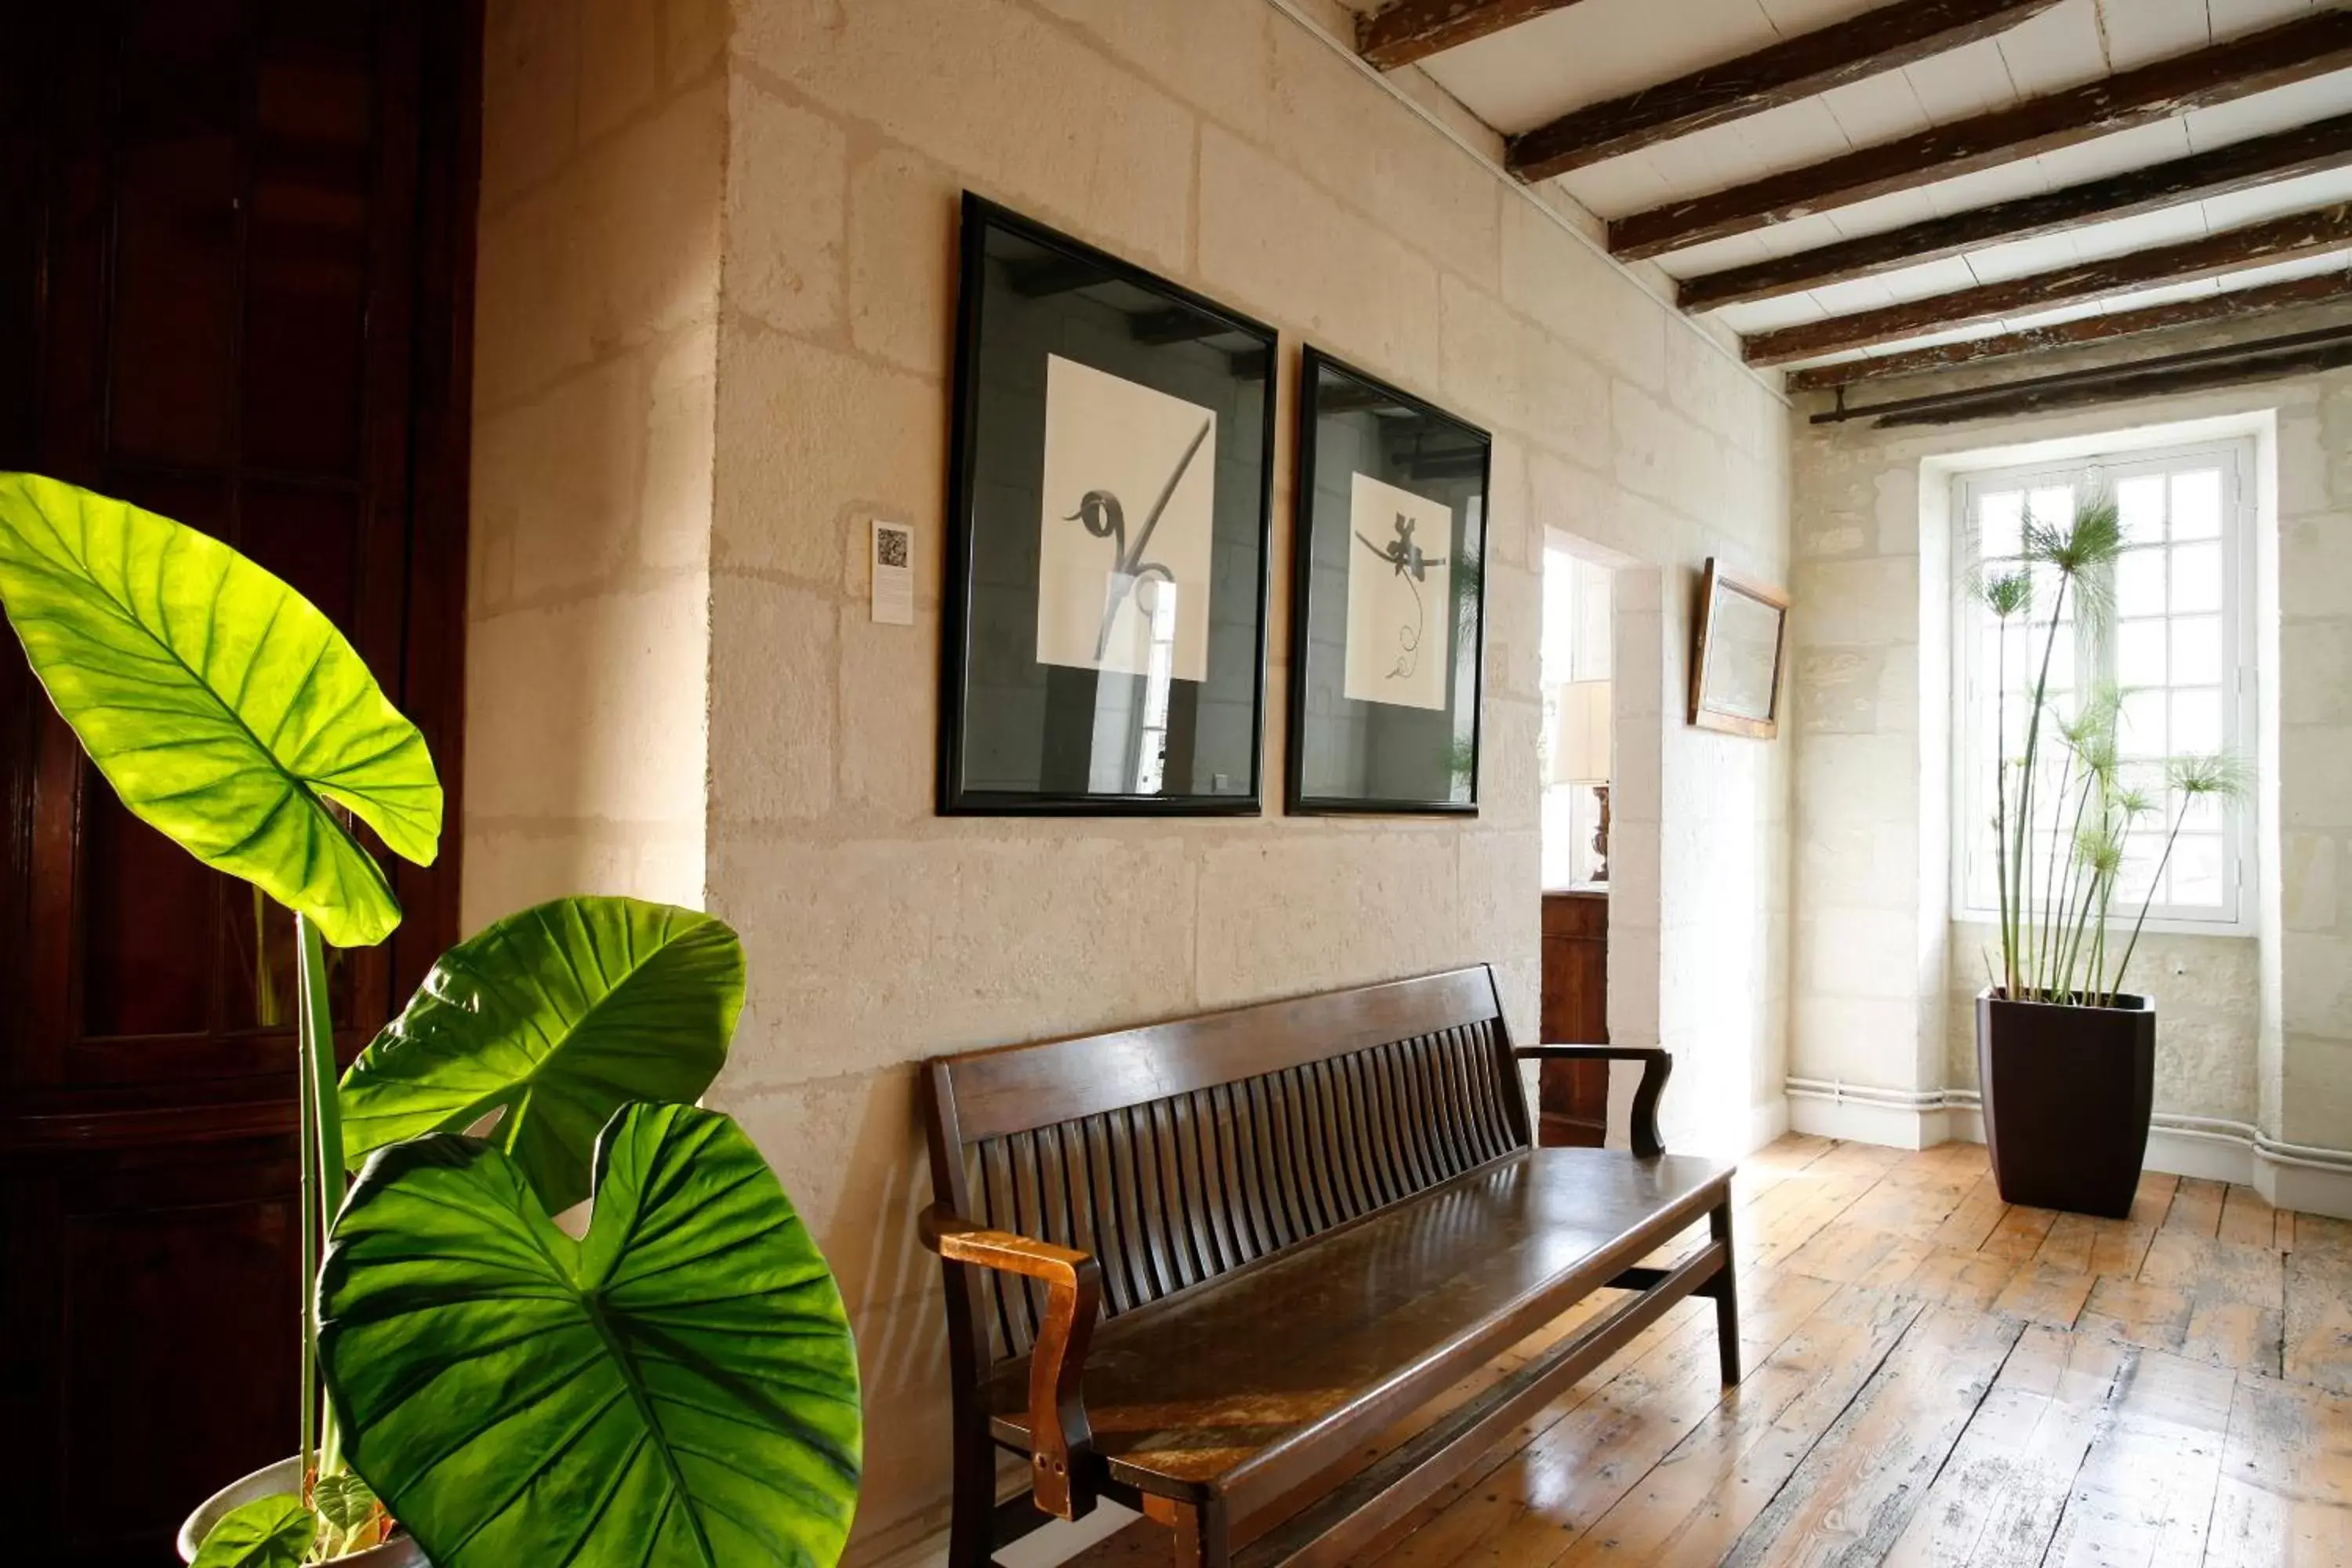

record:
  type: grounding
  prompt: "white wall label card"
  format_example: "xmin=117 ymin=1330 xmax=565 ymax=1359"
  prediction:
xmin=871 ymin=518 xmax=913 ymax=625
xmin=1035 ymin=354 xmax=1216 ymax=681
xmin=1343 ymin=471 xmax=1453 ymax=711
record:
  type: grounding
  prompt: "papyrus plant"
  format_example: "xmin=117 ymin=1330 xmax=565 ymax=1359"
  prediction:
xmin=1973 ymin=490 xmax=2250 ymax=1007
xmin=0 ymin=476 xmax=861 ymax=1567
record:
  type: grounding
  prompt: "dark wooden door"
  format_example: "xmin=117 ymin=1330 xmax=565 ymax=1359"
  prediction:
xmin=1538 ymin=891 xmax=1610 ymax=1146
xmin=0 ymin=4 xmax=477 ymax=1563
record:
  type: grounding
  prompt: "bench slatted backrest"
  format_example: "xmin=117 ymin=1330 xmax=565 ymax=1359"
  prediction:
xmin=925 ymin=967 xmax=1530 ymax=1367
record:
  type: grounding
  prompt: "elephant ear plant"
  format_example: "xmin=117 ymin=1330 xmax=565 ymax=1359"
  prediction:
xmin=0 ymin=475 xmax=862 ymax=1567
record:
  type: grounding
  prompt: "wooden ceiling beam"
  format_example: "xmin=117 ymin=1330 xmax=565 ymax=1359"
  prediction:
xmin=1358 ymin=0 xmax=1592 ymax=71
xmin=1681 ymin=113 xmax=2352 ymax=314
xmin=1784 ymin=271 xmax=2352 ymax=392
xmin=1820 ymin=323 xmax=2352 ymax=429
xmin=1610 ymin=10 xmax=2352 ymax=260
xmin=1509 ymin=0 xmax=2060 ymax=183
xmin=1744 ymin=204 xmax=2352 ymax=367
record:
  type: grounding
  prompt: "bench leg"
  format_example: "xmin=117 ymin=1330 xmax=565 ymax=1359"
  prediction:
xmin=1145 ymin=1494 xmax=1230 ymax=1568
xmin=1709 ymin=1199 xmax=1742 ymax=1385
xmin=946 ymin=1410 xmax=998 ymax=1568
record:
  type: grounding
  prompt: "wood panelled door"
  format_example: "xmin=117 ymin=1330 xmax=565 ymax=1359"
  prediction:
xmin=0 ymin=4 xmax=477 ymax=1563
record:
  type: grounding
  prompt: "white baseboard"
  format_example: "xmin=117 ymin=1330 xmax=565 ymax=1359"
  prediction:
xmin=855 ymin=1503 xmax=1141 ymax=1568
xmin=1784 ymin=1080 xmax=1951 ymax=1150
xmin=1745 ymin=1094 xmax=1791 ymax=1154
xmin=1786 ymin=1076 xmax=2352 ymax=1218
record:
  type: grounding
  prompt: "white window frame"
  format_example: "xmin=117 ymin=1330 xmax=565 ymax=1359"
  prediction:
xmin=1949 ymin=436 xmax=2258 ymax=936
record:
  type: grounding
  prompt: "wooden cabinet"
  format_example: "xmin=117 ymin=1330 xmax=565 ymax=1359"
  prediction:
xmin=1538 ymin=891 xmax=1610 ymax=1146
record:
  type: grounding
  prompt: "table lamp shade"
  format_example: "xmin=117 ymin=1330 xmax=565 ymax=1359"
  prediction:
xmin=1549 ymin=680 xmax=1612 ymax=786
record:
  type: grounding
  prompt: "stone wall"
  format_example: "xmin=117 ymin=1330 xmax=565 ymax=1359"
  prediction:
xmin=463 ymin=0 xmax=727 ymax=926
xmin=691 ymin=0 xmax=1790 ymax=1555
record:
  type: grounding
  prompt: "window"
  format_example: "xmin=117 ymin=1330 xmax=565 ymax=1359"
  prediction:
xmin=1952 ymin=438 xmax=2256 ymax=931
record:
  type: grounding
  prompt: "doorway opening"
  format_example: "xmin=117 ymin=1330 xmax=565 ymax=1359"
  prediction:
xmin=1537 ymin=535 xmax=1619 ymax=1145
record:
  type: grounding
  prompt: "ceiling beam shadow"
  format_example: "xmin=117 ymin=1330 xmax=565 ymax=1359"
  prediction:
xmin=1609 ymin=10 xmax=2352 ymax=261
xmin=1509 ymin=0 xmax=2062 ymax=183
xmin=1744 ymin=204 xmax=2352 ymax=367
xmin=1784 ymin=270 xmax=2352 ymax=391
xmin=1681 ymin=113 xmax=2352 ymax=314
xmin=1359 ymin=0 xmax=1595 ymax=71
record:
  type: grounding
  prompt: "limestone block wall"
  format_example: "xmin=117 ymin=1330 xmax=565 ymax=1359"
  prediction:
xmin=1790 ymin=368 xmax=2352 ymax=1192
xmin=462 ymin=0 xmax=728 ymax=927
xmin=687 ymin=0 xmax=1791 ymax=1555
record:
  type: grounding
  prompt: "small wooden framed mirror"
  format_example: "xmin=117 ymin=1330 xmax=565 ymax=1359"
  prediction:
xmin=1689 ymin=559 xmax=1788 ymax=739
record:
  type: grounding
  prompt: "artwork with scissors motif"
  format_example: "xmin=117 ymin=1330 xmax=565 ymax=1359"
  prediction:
xmin=939 ymin=195 xmax=1276 ymax=815
xmin=1343 ymin=472 xmax=1453 ymax=711
xmin=1035 ymin=355 xmax=1217 ymax=681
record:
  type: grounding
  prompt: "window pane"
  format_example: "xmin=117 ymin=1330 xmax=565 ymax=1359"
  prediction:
xmin=2117 ymin=474 xmax=2167 ymax=546
xmin=2171 ymin=833 xmax=2224 ymax=908
xmin=2171 ymin=542 xmax=2222 ymax=612
xmin=2118 ymin=839 xmax=2162 ymax=903
xmin=2169 ymin=615 xmax=2223 ymax=685
xmin=2171 ymin=469 xmax=2223 ymax=540
xmin=1978 ymin=490 xmax=2025 ymax=559
xmin=2175 ymin=789 xmax=2222 ymax=833
xmin=2172 ymin=688 xmax=2222 ymax=755
xmin=2120 ymin=689 xmax=2166 ymax=755
xmin=2027 ymin=485 xmax=2076 ymax=533
xmin=2116 ymin=550 xmax=2165 ymax=617
xmin=2118 ymin=619 xmax=2166 ymax=686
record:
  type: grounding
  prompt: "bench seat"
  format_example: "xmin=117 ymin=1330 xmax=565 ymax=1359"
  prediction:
xmin=921 ymin=967 xmax=1741 ymax=1567
xmin=984 ymin=1146 xmax=1729 ymax=1506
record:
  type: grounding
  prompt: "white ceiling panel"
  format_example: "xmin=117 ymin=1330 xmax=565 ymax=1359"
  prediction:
xmin=1900 ymin=37 xmax=2021 ymax=125
xmin=1821 ymin=186 xmax=1948 ymax=242
xmin=1919 ymin=160 xmax=2052 ymax=217
xmin=2030 ymin=119 xmax=2195 ymax=188
xmin=1994 ymin=2 xmax=2111 ymax=97
xmin=1816 ymin=66 xmax=1929 ymax=147
xmin=1416 ymin=0 xmax=1795 ymax=137
xmin=2180 ymin=69 xmax=2352 ymax=149
xmin=2218 ymin=244 xmax=2352 ymax=287
xmin=1715 ymin=292 xmax=1833 ymax=335
xmin=1965 ymin=230 xmax=2087 ymax=285
xmin=2203 ymin=0 xmax=2317 ymax=41
xmin=2194 ymin=164 xmax=2352 ymax=230
xmin=1551 ymin=155 xmax=1677 ymax=221
xmin=2095 ymin=0 xmax=2213 ymax=69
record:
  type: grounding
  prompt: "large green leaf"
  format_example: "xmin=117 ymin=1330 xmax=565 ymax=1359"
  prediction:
xmin=339 ymin=897 xmax=746 ymax=1213
xmin=0 ymin=474 xmax=439 ymax=947
xmin=191 ymin=1494 xmax=316 ymax=1568
xmin=320 ymin=1103 xmax=862 ymax=1568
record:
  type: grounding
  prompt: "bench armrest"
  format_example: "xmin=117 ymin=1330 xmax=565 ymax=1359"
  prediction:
xmin=1515 ymin=1045 xmax=1671 ymax=1157
xmin=920 ymin=1207 xmax=1101 ymax=1519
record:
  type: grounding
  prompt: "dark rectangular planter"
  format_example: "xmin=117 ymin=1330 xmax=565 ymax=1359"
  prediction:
xmin=1976 ymin=989 xmax=2155 ymax=1220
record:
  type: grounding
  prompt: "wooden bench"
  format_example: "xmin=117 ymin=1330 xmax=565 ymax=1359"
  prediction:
xmin=919 ymin=966 xmax=1739 ymax=1568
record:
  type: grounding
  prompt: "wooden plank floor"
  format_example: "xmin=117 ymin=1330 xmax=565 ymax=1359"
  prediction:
xmin=1062 ymin=1136 xmax=2352 ymax=1567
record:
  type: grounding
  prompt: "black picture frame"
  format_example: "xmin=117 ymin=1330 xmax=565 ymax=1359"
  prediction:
xmin=939 ymin=194 xmax=1279 ymax=815
xmin=1287 ymin=347 xmax=1490 ymax=815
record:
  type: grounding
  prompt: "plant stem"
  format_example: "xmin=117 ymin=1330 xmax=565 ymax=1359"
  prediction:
xmin=297 ymin=1018 xmax=317 ymax=1489
xmin=2009 ymin=579 xmax=2071 ymax=998
xmin=2111 ymin=810 xmax=2189 ymax=1000
xmin=295 ymin=913 xmax=346 ymax=1481
xmin=1994 ymin=619 xmax=2013 ymax=994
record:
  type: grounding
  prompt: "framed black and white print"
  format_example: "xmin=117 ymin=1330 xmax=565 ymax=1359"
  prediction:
xmin=1287 ymin=348 xmax=1490 ymax=815
xmin=939 ymin=194 xmax=1278 ymax=815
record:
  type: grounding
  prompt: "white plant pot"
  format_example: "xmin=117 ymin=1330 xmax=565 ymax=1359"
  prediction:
xmin=177 ymin=1457 xmax=427 ymax=1566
